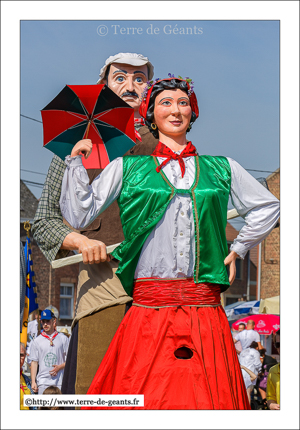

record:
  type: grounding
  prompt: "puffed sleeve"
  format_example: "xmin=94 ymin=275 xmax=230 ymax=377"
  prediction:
xmin=60 ymin=155 xmax=123 ymax=230
xmin=227 ymin=158 xmax=279 ymax=259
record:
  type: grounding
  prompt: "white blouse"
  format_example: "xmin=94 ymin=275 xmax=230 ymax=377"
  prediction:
xmin=60 ymin=152 xmax=279 ymax=280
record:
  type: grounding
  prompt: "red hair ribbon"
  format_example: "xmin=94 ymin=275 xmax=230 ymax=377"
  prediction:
xmin=139 ymin=77 xmax=199 ymax=120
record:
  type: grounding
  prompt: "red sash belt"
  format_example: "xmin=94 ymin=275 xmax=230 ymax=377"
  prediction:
xmin=132 ymin=278 xmax=221 ymax=307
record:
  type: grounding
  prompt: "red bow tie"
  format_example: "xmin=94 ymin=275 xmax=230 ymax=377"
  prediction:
xmin=134 ymin=118 xmax=145 ymax=142
xmin=152 ymin=141 xmax=197 ymax=177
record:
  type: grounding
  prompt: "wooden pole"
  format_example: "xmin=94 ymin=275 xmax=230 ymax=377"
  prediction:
xmin=51 ymin=243 xmax=121 ymax=269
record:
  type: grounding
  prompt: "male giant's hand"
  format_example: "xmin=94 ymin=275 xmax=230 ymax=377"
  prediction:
xmin=61 ymin=232 xmax=110 ymax=264
xmin=224 ymin=251 xmax=238 ymax=285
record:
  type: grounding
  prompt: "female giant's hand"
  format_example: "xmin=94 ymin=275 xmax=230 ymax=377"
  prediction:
xmin=71 ymin=139 xmax=92 ymax=159
xmin=224 ymin=251 xmax=238 ymax=285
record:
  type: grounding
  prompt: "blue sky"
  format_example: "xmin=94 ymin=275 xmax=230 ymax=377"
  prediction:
xmin=20 ymin=19 xmax=279 ymax=231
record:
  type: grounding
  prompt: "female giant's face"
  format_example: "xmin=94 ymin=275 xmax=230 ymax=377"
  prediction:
xmin=153 ymin=89 xmax=192 ymax=138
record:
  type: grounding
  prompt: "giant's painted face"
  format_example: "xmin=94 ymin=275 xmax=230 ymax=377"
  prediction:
xmin=107 ymin=63 xmax=148 ymax=111
xmin=153 ymin=88 xmax=192 ymax=137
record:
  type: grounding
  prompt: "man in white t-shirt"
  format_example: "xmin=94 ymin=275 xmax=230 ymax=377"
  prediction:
xmin=30 ymin=309 xmax=69 ymax=394
xmin=233 ymin=319 xmax=262 ymax=352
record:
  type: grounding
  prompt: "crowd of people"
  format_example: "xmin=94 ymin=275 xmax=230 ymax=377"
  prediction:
xmin=231 ymin=320 xmax=280 ymax=409
xmin=21 ymin=50 xmax=280 ymax=410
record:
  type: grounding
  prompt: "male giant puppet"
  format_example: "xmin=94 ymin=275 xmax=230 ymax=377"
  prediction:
xmin=32 ymin=53 xmax=157 ymax=394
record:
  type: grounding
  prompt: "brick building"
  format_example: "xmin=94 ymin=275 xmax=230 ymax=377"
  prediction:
xmin=258 ymin=168 xmax=280 ymax=299
xmin=224 ymin=168 xmax=280 ymax=304
xmin=20 ymin=180 xmax=79 ymax=327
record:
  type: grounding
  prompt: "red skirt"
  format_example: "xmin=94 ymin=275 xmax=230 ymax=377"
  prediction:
xmin=84 ymin=279 xmax=250 ymax=410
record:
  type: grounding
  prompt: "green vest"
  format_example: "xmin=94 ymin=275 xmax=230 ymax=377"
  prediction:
xmin=112 ymin=155 xmax=232 ymax=296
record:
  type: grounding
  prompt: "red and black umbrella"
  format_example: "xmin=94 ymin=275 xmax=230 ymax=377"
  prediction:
xmin=41 ymin=84 xmax=136 ymax=169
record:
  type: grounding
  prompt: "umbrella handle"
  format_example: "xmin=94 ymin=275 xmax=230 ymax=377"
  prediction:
xmin=84 ymin=120 xmax=92 ymax=139
xmin=80 ymin=120 xmax=92 ymax=158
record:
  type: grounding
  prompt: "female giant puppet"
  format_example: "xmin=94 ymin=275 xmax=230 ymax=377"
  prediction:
xmin=60 ymin=77 xmax=279 ymax=409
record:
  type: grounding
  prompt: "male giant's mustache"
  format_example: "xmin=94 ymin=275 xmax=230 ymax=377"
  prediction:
xmin=121 ymin=91 xmax=139 ymax=99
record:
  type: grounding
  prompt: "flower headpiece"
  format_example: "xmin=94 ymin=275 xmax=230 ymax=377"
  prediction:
xmin=139 ymin=74 xmax=199 ymax=120
xmin=167 ymin=73 xmax=195 ymax=96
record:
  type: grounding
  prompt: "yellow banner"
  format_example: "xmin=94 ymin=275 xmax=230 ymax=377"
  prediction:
xmin=20 ymin=296 xmax=29 ymax=344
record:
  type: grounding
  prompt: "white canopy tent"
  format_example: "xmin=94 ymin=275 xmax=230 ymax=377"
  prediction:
xmin=258 ymin=295 xmax=280 ymax=315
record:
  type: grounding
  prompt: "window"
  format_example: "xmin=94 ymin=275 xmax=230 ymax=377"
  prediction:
xmin=60 ymin=283 xmax=74 ymax=319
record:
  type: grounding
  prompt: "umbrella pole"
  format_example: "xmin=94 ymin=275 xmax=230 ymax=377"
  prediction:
xmin=80 ymin=120 xmax=92 ymax=158
xmin=84 ymin=120 xmax=91 ymax=139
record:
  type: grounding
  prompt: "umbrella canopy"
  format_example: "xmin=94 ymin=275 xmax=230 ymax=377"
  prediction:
xmin=225 ymin=300 xmax=260 ymax=318
xmin=258 ymin=296 xmax=280 ymax=315
xmin=231 ymin=300 xmax=260 ymax=316
xmin=232 ymin=314 xmax=280 ymax=335
xmin=41 ymin=84 xmax=136 ymax=169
